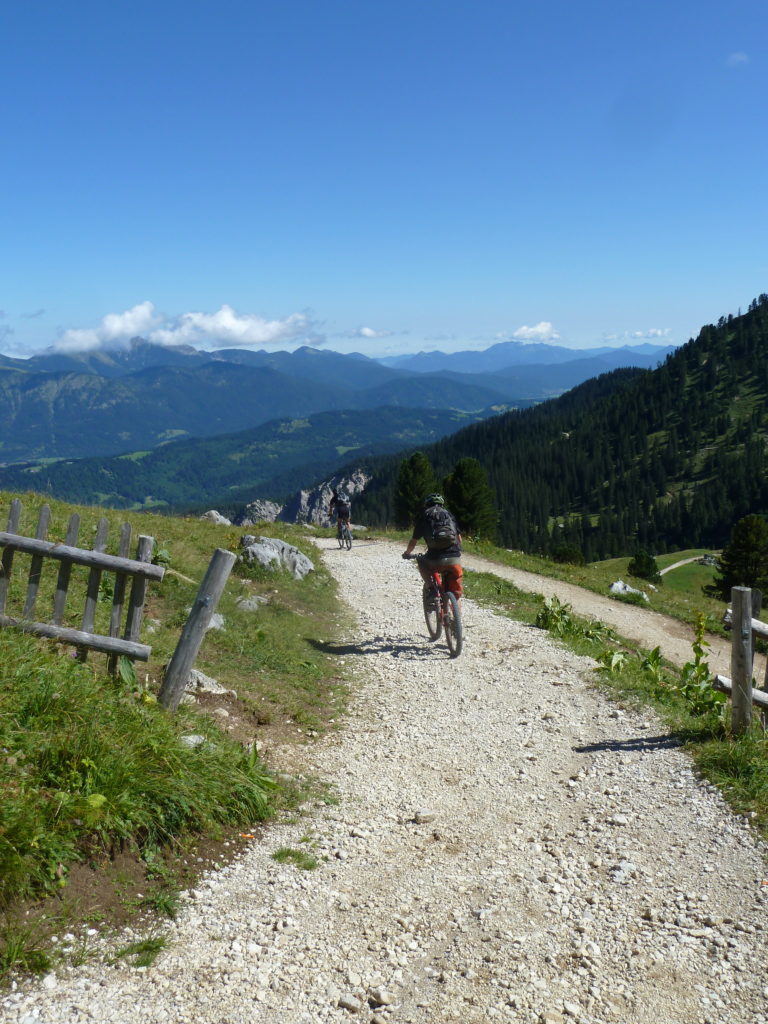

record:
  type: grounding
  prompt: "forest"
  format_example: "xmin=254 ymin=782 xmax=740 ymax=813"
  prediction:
xmin=353 ymin=296 xmax=768 ymax=561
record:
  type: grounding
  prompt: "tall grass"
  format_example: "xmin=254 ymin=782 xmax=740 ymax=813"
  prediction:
xmin=0 ymin=629 xmax=273 ymax=908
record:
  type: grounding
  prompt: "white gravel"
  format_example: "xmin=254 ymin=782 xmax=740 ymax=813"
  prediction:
xmin=4 ymin=538 xmax=767 ymax=1024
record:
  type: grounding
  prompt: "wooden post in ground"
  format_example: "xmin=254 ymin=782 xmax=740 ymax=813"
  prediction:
xmin=731 ymin=586 xmax=753 ymax=735
xmin=158 ymin=549 xmax=236 ymax=713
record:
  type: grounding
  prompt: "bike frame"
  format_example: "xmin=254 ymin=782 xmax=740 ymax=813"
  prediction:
xmin=405 ymin=553 xmax=462 ymax=657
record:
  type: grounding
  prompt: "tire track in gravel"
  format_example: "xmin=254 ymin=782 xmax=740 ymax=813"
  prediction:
xmin=2 ymin=539 xmax=766 ymax=1024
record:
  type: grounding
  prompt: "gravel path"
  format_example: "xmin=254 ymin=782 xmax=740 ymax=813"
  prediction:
xmin=4 ymin=539 xmax=767 ymax=1024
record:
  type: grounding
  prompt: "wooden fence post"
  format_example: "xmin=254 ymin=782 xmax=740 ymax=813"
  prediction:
xmin=731 ymin=586 xmax=753 ymax=735
xmin=158 ymin=548 xmax=236 ymax=713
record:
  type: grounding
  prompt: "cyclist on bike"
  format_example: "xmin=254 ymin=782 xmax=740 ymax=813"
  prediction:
xmin=329 ymin=490 xmax=352 ymax=542
xmin=402 ymin=493 xmax=463 ymax=603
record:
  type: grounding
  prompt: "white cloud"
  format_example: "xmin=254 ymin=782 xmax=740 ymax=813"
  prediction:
xmin=345 ymin=326 xmax=395 ymax=339
xmin=53 ymin=302 xmax=318 ymax=353
xmin=511 ymin=321 xmax=560 ymax=342
xmin=726 ymin=52 xmax=749 ymax=67
xmin=150 ymin=305 xmax=314 ymax=348
xmin=56 ymin=301 xmax=162 ymax=352
xmin=602 ymin=328 xmax=672 ymax=344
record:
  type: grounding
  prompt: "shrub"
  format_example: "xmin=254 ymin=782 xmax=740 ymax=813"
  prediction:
xmin=627 ymin=549 xmax=661 ymax=584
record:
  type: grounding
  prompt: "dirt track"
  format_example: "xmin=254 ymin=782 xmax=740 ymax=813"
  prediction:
xmin=461 ymin=553 xmax=763 ymax=681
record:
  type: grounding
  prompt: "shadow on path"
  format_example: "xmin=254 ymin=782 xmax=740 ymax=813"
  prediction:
xmin=308 ymin=635 xmax=443 ymax=661
xmin=574 ymin=733 xmax=683 ymax=755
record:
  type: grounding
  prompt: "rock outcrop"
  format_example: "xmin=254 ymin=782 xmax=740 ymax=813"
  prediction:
xmin=234 ymin=469 xmax=371 ymax=528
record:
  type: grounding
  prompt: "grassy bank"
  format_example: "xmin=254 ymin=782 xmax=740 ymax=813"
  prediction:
xmin=0 ymin=492 xmax=350 ymax=981
xmin=463 ymin=538 xmax=725 ymax=633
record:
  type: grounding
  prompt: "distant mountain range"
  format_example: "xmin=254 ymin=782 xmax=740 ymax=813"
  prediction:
xmin=0 ymin=336 xmax=674 ymax=468
xmin=0 ymin=406 xmax=495 ymax=511
xmin=378 ymin=339 xmax=674 ymax=374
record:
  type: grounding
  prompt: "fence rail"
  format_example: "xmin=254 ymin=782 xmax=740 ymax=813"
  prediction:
xmin=0 ymin=499 xmax=164 ymax=664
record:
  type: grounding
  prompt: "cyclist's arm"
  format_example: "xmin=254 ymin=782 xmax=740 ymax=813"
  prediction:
xmin=403 ymin=536 xmax=418 ymax=557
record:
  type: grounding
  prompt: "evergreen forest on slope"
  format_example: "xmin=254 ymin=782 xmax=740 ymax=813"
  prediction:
xmin=353 ymin=296 xmax=768 ymax=560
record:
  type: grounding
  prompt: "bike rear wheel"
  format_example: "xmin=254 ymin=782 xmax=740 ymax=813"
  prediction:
xmin=423 ymin=585 xmax=443 ymax=640
xmin=337 ymin=529 xmax=344 ymax=548
xmin=344 ymin=525 xmax=352 ymax=550
xmin=443 ymin=591 xmax=463 ymax=658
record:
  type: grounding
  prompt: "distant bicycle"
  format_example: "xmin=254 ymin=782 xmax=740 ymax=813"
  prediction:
xmin=404 ymin=554 xmax=463 ymax=657
xmin=337 ymin=521 xmax=352 ymax=550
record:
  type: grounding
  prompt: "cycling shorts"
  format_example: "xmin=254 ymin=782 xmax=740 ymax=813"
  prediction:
xmin=419 ymin=561 xmax=463 ymax=597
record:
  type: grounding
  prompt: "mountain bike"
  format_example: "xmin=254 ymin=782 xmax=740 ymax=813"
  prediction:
xmin=404 ymin=554 xmax=463 ymax=657
xmin=337 ymin=521 xmax=352 ymax=550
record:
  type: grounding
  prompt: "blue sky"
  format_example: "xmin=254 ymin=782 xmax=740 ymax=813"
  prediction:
xmin=1 ymin=0 xmax=766 ymax=358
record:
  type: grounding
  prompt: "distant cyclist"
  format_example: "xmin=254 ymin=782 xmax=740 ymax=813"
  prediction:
xmin=402 ymin=494 xmax=463 ymax=603
xmin=329 ymin=490 xmax=352 ymax=542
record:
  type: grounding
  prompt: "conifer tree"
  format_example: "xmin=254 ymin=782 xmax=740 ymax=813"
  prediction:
xmin=627 ymin=549 xmax=661 ymax=584
xmin=708 ymin=514 xmax=768 ymax=600
xmin=393 ymin=452 xmax=437 ymax=529
xmin=442 ymin=457 xmax=497 ymax=540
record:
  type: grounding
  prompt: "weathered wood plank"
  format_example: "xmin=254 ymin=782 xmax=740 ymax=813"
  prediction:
xmin=124 ymin=536 xmax=154 ymax=645
xmin=52 ymin=513 xmax=81 ymax=625
xmin=0 ymin=499 xmax=22 ymax=614
xmin=108 ymin=522 xmax=133 ymax=675
xmin=0 ymin=614 xmax=151 ymax=660
xmin=0 ymin=532 xmax=165 ymax=579
xmin=22 ymin=505 xmax=51 ymax=619
xmin=730 ymin=587 xmax=753 ymax=734
xmin=723 ymin=607 xmax=768 ymax=638
xmin=713 ymin=674 xmax=768 ymax=708
xmin=79 ymin=519 xmax=110 ymax=660
xmin=159 ymin=548 xmax=236 ymax=712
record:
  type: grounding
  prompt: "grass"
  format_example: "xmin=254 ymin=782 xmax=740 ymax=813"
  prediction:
xmin=466 ymin=568 xmax=768 ymax=840
xmin=0 ymin=628 xmax=274 ymax=905
xmin=0 ymin=489 xmax=353 ymax=982
xmin=271 ymin=845 xmax=321 ymax=870
xmin=109 ymin=934 xmax=168 ymax=968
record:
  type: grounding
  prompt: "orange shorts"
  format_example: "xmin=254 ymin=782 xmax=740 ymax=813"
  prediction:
xmin=441 ymin=564 xmax=464 ymax=597
xmin=420 ymin=562 xmax=463 ymax=597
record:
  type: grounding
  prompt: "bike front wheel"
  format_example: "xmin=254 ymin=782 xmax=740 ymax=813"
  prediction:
xmin=337 ymin=531 xmax=344 ymax=548
xmin=443 ymin=591 xmax=463 ymax=658
xmin=423 ymin=587 xmax=442 ymax=640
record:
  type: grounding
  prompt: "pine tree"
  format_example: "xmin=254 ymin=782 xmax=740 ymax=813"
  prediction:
xmin=393 ymin=452 xmax=437 ymax=529
xmin=627 ymin=549 xmax=661 ymax=584
xmin=442 ymin=457 xmax=498 ymax=540
xmin=708 ymin=514 xmax=768 ymax=600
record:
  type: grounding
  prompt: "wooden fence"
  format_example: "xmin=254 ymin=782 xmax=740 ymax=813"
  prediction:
xmin=713 ymin=585 xmax=768 ymax=733
xmin=0 ymin=499 xmax=165 ymax=664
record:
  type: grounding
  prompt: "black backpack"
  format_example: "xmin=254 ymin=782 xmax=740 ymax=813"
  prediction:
xmin=423 ymin=505 xmax=457 ymax=549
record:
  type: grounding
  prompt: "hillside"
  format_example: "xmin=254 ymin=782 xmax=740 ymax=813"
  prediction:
xmin=354 ymin=296 xmax=768 ymax=558
xmin=0 ymin=407 xmax=496 ymax=510
xmin=0 ymin=336 xmax=670 ymax=466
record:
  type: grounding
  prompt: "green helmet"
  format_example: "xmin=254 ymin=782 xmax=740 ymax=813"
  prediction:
xmin=423 ymin=493 xmax=445 ymax=507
